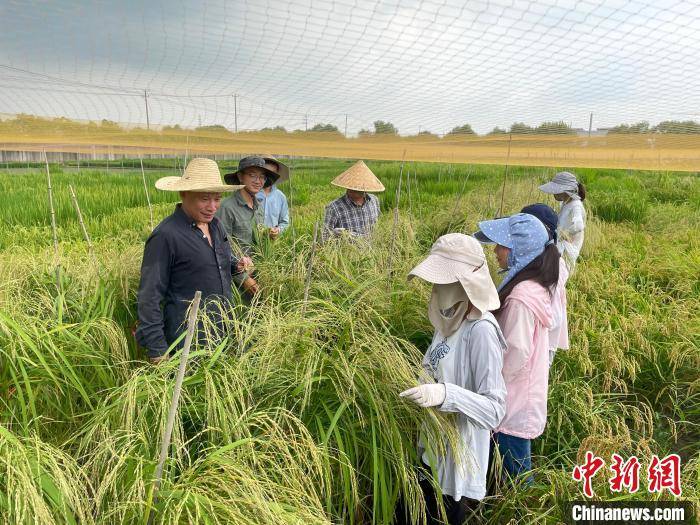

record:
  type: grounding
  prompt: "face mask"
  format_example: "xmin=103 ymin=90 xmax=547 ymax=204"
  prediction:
xmin=428 ymin=282 xmax=470 ymax=337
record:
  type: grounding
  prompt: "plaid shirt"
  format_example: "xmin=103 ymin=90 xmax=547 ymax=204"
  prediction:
xmin=322 ymin=193 xmax=380 ymax=241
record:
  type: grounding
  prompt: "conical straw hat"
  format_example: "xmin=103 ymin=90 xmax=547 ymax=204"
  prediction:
xmin=331 ymin=160 xmax=385 ymax=192
xmin=155 ymin=158 xmax=244 ymax=192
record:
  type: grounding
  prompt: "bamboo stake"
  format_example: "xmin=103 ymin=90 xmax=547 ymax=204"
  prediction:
xmin=302 ymin=221 xmax=319 ymax=314
xmin=387 ymin=207 xmax=400 ymax=279
xmin=68 ymin=184 xmax=97 ymax=266
xmin=301 ymin=221 xmax=319 ymax=317
xmin=387 ymin=154 xmax=407 ymax=278
xmin=147 ymin=290 xmax=202 ymax=524
xmin=288 ymin=157 xmax=297 ymax=259
xmin=140 ymin=157 xmax=155 ymax=230
xmin=44 ymin=152 xmax=61 ymax=288
xmin=497 ymin=134 xmax=513 ymax=217
xmin=445 ymin=167 xmax=473 ymax=232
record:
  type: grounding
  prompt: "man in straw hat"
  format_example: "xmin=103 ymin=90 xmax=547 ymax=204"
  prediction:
xmin=136 ymin=158 xmax=249 ymax=364
xmin=397 ymin=233 xmax=506 ymax=523
xmin=255 ymin=155 xmax=290 ymax=239
xmin=217 ymin=156 xmax=279 ymax=297
xmin=322 ymin=160 xmax=384 ymax=242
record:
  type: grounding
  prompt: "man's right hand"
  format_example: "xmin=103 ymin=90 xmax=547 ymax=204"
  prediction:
xmin=149 ymin=354 xmax=169 ymax=365
xmin=242 ymin=276 xmax=260 ymax=295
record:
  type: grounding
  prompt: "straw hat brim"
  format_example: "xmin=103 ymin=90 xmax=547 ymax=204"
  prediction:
xmin=409 ymin=254 xmax=500 ymax=313
xmin=155 ymin=176 xmax=243 ymax=193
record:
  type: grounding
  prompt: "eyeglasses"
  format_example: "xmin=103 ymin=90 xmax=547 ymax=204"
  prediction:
xmin=244 ymin=173 xmax=266 ymax=182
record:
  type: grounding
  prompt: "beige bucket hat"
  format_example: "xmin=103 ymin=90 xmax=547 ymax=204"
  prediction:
xmin=409 ymin=233 xmax=500 ymax=314
xmin=155 ymin=158 xmax=244 ymax=192
xmin=331 ymin=160 xmax=385 ymax=192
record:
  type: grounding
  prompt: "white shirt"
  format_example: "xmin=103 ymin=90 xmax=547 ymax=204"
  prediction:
xmin=418 ymin=312 xmax=507 ymax=501
xmin=557 ymin=198 xmax=586 ymax=267
xmin=549 ymin=258 xmax=570 ymax=365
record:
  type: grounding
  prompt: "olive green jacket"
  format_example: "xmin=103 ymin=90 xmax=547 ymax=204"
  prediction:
xmin=216 ymin=190 xmax=264 ymax=285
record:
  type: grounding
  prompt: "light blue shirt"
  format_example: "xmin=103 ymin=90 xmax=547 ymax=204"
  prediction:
xmin=256 ymin=186 xmax=290 ymax=232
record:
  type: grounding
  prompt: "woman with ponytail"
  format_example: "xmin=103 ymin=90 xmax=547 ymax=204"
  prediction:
xmin=521 ymin=204 xmax=570 ymax=366
xmin=539 ymin=171 xmax=587 ymax=268
xmin=474 ymin=213 xmax=559 ymax=483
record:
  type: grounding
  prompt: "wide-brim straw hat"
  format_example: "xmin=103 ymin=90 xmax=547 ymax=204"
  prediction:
xmin=262 ymin=154 xmax=290 ymax=185
xmin=155 ymin=158 xmax=243 ymax=193
xmin=331 ymin=160 xmax=385 ymax=192
xmin=224 ymin=155 xmax=280 ymax=186
xmin=409 ymin=233 xmax=500 ymax=314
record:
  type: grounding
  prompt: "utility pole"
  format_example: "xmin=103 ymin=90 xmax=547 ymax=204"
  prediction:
xmin=344 ymin=114 xmax=348 ymax=137
xmin=304 ymin=114 xmax=308 ymax=131
xmin=144 ymin=90 xmax=150 ymax=130
xmin=588 ymin=112 xmax=593 ymax=137
xmin=233 ymin=94 xmax=238 ymax=133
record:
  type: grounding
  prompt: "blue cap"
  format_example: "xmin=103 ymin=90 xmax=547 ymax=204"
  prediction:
xmin=474 ymin=213 xmax=550 ymax=290
xmin=521 ymin=203 xmax=558 ymax=243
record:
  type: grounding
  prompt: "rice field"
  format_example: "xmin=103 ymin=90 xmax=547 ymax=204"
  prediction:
xmin=0 ymin=159 xmax=698 ymax=524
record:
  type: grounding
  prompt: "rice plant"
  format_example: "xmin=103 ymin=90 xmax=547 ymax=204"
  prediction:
xmin=0 ymin=160 xmax=697 ymax=523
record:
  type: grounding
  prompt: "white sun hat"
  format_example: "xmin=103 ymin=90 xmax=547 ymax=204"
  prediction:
xmin=155 ymin=158 xmax=244 ymax=192
xmin=409 ymin=233 xmax=500 ymax=314
xmin=331 ymin=160 xmax=385 ymax=192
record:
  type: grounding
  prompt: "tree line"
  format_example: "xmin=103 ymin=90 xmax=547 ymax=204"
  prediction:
xmin=1 ymin=114 xmax=699 ymax=138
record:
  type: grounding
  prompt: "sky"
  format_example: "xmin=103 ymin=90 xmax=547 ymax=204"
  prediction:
xmin=0 ymin=0 xmax=699 ymax=135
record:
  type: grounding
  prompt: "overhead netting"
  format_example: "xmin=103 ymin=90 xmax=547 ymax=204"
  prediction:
xmin=1 ymin=0 xmax=699 ymax=171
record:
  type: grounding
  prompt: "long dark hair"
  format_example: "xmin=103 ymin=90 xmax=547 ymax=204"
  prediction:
xmin=498 ymin=244 xmax=560 ymax=306
xmin=577 ymin=182 xmax=586 ymax=201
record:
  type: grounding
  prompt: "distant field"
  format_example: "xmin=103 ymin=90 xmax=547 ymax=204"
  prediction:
xmin=2 ymin=130 xmax=700 ymax=171
xmin=0 ymin=159 xmax=698 ymax=523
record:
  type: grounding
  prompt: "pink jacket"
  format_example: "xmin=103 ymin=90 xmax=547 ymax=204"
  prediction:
xmin=494 ymin=280 xmax=553 ymax=439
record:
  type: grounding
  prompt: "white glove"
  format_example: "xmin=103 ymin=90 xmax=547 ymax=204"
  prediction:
xmin=399 ymin=383 xmax=446 ymax=408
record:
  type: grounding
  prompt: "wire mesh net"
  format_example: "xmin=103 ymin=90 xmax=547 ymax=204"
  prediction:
xmin=1 ymin=0 xmax=699 ymax=170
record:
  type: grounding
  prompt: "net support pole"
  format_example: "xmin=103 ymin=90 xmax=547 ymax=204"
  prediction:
xmin=302 ymin=221 xmax=319 ymax=315
xmin=387 ymin=152 xmax=406 ymax=278
xmin=147 ymin=291 xmax=202 ymax=525
xmin=68 ymin=184 xmax=97 ymax=267
xmin=497 ymin=134 xmax=513 ymax=217
xmin=140 ymin=157 xmax=155 ymax=231
xmin=44 ymin=151 xmax=60 ymax=290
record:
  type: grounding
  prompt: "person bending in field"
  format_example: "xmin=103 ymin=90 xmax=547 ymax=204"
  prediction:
xmin=538 ymin=171 xmax=587 ymax=270
xmin=217 ymin=156 xmax=279 ymax=300
xmin=397 ymin=234 xmax=506 ymax=525
xmin=321 ymin=160 xmax=383 ymax=242
xmin=136 ymin=158 xmax=250 ymax=364
xmin=521 ymin=203 xmax=570 ymax=367
xmin=474 ymin=213 xmax=559 ymax=485
xmin=256 ymin=155 xmax=290 ymax=238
